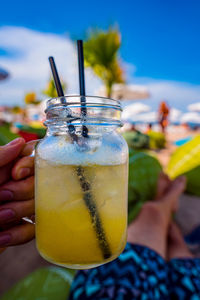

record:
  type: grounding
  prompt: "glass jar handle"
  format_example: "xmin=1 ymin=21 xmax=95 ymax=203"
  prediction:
xmin=21 ymin=139 xmax=40 ymax=225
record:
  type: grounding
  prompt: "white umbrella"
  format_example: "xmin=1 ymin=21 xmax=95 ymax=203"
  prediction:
xmin=122 ymin=103 xmax=150 ymax=121
xmin=127 ymin=108 xmax=182 ymax=125
xmin=97 ymin=84 xmax=150 ymax=100
xmin=180 ymin=112 xmax=200 ymax=124
xmin=187 ymin=102 xmax=200 ymax=112
xmin=134 ymin=111 xmax=157 ymax=123
xmin=169 ymin=108 xmax=182 ymax=123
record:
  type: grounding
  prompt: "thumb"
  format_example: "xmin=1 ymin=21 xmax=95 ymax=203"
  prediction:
xmin=0 ymin=138 xmax=25 ymax=167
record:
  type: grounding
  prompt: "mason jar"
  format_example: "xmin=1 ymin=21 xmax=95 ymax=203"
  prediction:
xmin=35 ymin=95 xmax=128 ymax=269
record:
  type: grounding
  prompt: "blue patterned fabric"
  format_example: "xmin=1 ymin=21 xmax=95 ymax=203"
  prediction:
xmin=68 ymin=243 xmax=200 ymax=300
xmin=168 ymin=258 xmax=200 ymax=299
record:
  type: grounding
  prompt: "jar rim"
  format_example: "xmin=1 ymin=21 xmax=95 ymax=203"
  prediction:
xmin=45 ymin=95 xmax=122 ymax=112
xmin=45 ymin=95 xmax=123 ymax=127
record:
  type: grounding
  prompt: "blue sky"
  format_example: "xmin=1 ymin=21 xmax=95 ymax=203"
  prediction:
xmin=0 ymin=0 xmax=200 ymax=112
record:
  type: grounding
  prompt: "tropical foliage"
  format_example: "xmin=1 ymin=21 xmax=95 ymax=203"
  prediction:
xmin=122 ymin=131 xmax=150 ymax=150
xmin=1 ymin=267 xmax=76 ymax=300
xmin=24 ymin=92 xmax=41 ymax=105
xmin=0 ymin=124 xmax=19 ymax=145
xmin=84 ymin=27 xmax=125 ymax=97
xmin=128 ymin=149 xmax=162 ymax=223
xmin=11 ymin=106 xmax=24 ymax=114
xmin=147 ymin=130 xmax=166 ymax=149
xmin=42 ymin=78 xmax=66 ymax=98
xmin=167 ymin=135 xmax=200 ymax=196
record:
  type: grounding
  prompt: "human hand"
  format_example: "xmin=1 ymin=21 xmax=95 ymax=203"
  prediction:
xmin=0 ymin=138 xmax=36 ymax=252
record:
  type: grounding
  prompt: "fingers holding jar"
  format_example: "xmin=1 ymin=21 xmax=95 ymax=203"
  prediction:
xmin=0 ymin=138 xmax=25 ymax=186
xmin=0 ymin=193 xmax=35 ymax=247
xmin=20 ymin=140 xmax=39 ymax=157
xmin=12 ymin=156 xmax=34 ymax=181
xmin=0 ymin=198 xmax=34 ymax=226
xmin=0 ymin=221 xmax=35 ymax=247
xmin=0 ymin=176 xmax=34 ymax=202
xmin=0 ymin=139 xmax=36 ymax=250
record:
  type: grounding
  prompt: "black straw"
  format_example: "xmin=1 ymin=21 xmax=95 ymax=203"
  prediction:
xmin=48 ymin=57 xmax=64 ymax=97
xmin=77 ymin=40 xmax=87 ymax=120
xmin=77 ymin=40 xmax=86 ymax=96
xmin=48 ymin=55 xmax=111 ymax=260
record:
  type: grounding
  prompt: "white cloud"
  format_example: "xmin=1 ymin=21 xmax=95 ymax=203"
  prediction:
xmin=188 ymin=102 xmax=200 ymax=112
xmin=180 ymin=112 xmax=200 ymax=124
xmin=0 ymin=26 xmax=101 ymax=106
xmin=0 ymin=26 xmax=200 ymax=113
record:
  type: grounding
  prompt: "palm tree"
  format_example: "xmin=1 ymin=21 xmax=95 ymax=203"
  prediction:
xmin=84 ymin=27 xmax=125 ymax=97
xmin=42 ymin=78 xmax=67 ymax=98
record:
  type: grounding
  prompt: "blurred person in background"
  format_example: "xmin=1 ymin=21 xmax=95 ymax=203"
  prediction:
xmin=145 ymin=123 xmax=152 ymax=134
xmin=158 ymin=101 xmax=170 ymax=134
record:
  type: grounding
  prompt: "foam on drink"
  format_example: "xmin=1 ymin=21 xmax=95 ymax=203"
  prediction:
xmin=35 ymin=136 xmax=128 ymax=269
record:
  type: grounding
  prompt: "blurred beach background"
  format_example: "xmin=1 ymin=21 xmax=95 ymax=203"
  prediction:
xmin=1 ymin=0 xmax=200 ymax=298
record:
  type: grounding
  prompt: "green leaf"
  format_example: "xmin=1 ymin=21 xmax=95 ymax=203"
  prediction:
xmin=128 ymin=150 xmax=162 ymax=223
xmin=42 ymin=78 xmax=67 ymax=98
xmin=19 ymin=125 xmax=46 ymax=138
xmin=0 ymin=124 xmax=19 ymax=145
xmin=183 ymin=166 xmax=200 ymax=196
xmin=167 ymin=135 xmax=200 ymax=196
xmin=166 ymin=135 xmax=200 ymax=179
xmin=1 ymin=267 xmax=76 ymax=300
xmin=122 ymin=131 xmax=149 ymax=150
xmin=147 ymin=130 xmax=166 ymax=149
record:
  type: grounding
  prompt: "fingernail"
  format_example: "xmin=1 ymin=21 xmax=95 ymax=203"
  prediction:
xmin=0 ymin=190 xmax=13 ymax=201
xmin=18 ymin=168 xmax=31 ymax=179
xmin=0 ymin=234 xmax=11 ymax=246
xmin=8 ymin=138 xmax=23 ymax=146
xmin=0 ymin=209 xmax=16 ymax=222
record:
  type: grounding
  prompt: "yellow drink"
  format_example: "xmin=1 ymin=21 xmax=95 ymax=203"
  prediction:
xmin=35 ymin=157 xmax=128 ymax=269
